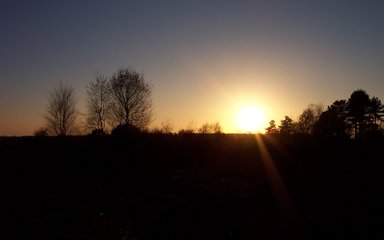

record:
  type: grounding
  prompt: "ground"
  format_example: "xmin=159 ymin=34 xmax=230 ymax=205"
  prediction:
xmin=1 ymin=134 xmax=383 ymax=239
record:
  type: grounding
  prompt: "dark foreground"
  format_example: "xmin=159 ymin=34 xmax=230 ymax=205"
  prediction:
xmin=1 ymin=134 xmax=384 ymax=239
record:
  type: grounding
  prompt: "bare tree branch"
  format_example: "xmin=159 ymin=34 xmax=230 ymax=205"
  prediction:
xmin=110 ymin=67 xmax=153 ymax=130
xmin=86 ymin=73 xmax=112 ymax=134
xmin=45 ymin=83 xmax=78 ymax=136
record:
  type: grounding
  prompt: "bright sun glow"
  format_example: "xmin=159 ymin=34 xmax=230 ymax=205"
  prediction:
xmin=236 ymin=106 xmax=267 ymax=133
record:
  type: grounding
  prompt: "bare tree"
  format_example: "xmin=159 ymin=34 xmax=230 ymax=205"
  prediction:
xmin=198 ymin=122 xmax=222 ymax=134
xmin=211 ymin=122 xmax=222 ymax=134
xmin=110 ymin=67 xmax=153 ymax=130
xmin=45 ymin=83 xmax=78 ymax=136
xmin=151 ymin=119 xmax=175 ymax=134
xmin=160 ymin=119 xmax=175 ymax=133
xmin=198 ymin=123 xmax=210 ymax=134
xmin=297 ymin=103 xmax=324 ymax=134
xmin=86 ymin=73 xmax=112 ymax=134
xmin=178 ymin=120 xmax=197 ymax=134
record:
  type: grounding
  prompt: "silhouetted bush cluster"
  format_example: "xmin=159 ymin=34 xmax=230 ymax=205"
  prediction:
xmin=110 ymin=124 xmax=140 ymax=136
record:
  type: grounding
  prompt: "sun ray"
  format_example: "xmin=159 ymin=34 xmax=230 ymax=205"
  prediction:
xmin=254 ymin=134 xmax=304 ymax=239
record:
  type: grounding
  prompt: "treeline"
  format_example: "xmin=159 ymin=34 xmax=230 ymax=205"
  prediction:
xmin=35 ymin=66 xmax=222 ymax=137
xmin=36 ymin=66 xmax=152 ymax=136
xmin=266 ymin=89 xmax=384 ymax=139
xmin=34 ymin=65 xmax=383 ymax=139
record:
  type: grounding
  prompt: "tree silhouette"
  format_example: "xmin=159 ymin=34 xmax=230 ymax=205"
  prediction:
xmin=347 ymin=89 xmax=371 ymax=139
xmin=367 ymin=96 xmax=384 ymax=135
xmin=110 ymin=67 xmax=152 ymax=130
xmin=44 ymin=83 xmax=78 ymax=136
xmin=152 ymin=119 xmax=175 ymax=134
xmin=297 ymin=104 xmax=324 ymax=134
xmin=86 ymin=73 xmax=112 ymax=134
xmin=198 ymin=122 xmax=222 ymax=134
xmin=178 ymin=120 xmax=197 ymax=134
xmin=312 ymin=91 xmax=384 ymax=139
xmin=313 ymin=100 xmax=350 ymax=138
xmin=370 ymin=97 xmax=384 ymax=124
xmin=279 ymin=116 xmax=295 ymax=135
xmin=33 ymin=127 xmax=49 ymax=137
xmin=265 ymin=120 xmax=279 ymax=134
xmin=111 ymin=123 xmax=140 ymax=136
xmin=160 ymin=119 xmax=175 ymax=134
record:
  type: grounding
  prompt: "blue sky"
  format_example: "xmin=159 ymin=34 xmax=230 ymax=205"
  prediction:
xmin=1 ymin=0 xmax=384 ymax=135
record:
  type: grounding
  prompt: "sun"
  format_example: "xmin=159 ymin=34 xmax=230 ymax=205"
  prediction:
xmin=236 ymin=106 xmax=267 ymax=133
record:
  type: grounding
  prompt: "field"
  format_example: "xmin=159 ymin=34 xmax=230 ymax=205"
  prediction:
xmin=1 ymin=134 xmax=383 ymax=239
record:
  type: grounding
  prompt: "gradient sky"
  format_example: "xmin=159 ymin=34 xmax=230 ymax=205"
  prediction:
xmin=1 ymin=0 xmax=384 ymax=135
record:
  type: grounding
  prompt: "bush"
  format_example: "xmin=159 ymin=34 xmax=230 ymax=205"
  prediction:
xmin=33 ymin=127 xmax=49 ymax=137
xmin=89 ymin=128 xmax=107 ymax=136
xmin=111 ymin=124 xmax=140 ymax=136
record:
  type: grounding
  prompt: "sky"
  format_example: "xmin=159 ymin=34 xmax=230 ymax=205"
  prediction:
xmin=1 ymin=0 xmax=384 ymax=135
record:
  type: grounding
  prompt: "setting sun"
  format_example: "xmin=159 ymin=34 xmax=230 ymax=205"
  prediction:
xmin=236 ymin=106 xmax=267 ymax=133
